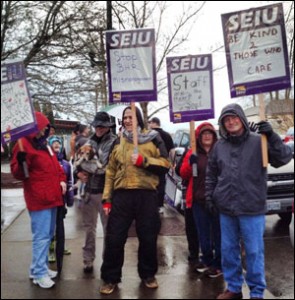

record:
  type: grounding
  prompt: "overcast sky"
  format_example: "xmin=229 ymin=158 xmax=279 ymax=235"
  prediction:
xmin=154 ymin=1 xmax=292 ymax=133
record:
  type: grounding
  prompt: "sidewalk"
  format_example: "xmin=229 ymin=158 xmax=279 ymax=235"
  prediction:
xmin=1 ymin=195 xmax=276 ymax=299
xmin=1 ymin=162 xmax=25 ymax=233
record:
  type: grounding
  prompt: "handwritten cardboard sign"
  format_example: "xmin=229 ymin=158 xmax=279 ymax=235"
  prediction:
xmin=106 ymin=28 xmax=157 ymax=103
xmin=1 ymin=59 xmax=37 ymax=143
xmin=167 ymin=54 xmax=214 ymax=123
xmin=222 ymin=3 xmax=291 ymax=97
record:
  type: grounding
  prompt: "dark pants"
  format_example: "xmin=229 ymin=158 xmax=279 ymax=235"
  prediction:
xmin=184 ymin=207 xmax=199 ymax=261
xmin=55 ymin=206 xmax=66 ymax=273
xmin=101 ymin=189 xmax=161 ymax=284
xmin=157 ymin=174 xmax=166 ymax=207
xmin=192 ymin=202 xmax=221 ymax=269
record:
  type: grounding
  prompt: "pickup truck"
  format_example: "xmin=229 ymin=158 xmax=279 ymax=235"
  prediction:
xmin=165 ymin=130 xmax=294 ymax=223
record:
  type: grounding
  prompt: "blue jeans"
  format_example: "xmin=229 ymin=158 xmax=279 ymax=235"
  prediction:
xmin=192 ymin=202 xmax=221 ymax=268
xmin=220 ymin=213 xmax=266 ymax=298
xmin=29 ymin=208 xmax=57 ymax=278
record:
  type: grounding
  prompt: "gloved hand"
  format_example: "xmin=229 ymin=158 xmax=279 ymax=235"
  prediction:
xmin=17 ymin=151 xmax=27 ymax=165
xmin=189 ymin=153 xmax=198 ymax=166
xmin=256 ymin=121 xmax=274 ymax=138
xmin=248 ymin=122 xmax=258 ymax=133
xmin=102 ymin=201 xmax=112 ymax=216
xmin=206 ymin=198 xmax=218 ymax=216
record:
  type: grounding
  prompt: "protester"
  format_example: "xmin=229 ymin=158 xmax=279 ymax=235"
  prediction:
xmin=69 ymin=123 xmax=81 ymax=161
xmin=99 ymin=106 xmax=170 ymax=295
xmin=10 ymin=112 xmax=66 ymax=289
xmin=48 ymin=135 xmax=74 ymax=267
xmin=72 ymin=124 xmax=90 ymax=202
xmin=49 ymin=124 xmax=56 ymax=137
xmin=180 ymin=122 xmax=221 ymax=277
xmin=75 ymin=124 xmax=91 ymax=151
xmin=148 ymin=117 xmax=175 ymax=213
xmin=206 ymin=103 xmax=293 ymax=299
xmin=175 ymin=149 xmax=200 ymax=264
xmin=75 ymin=112 xmax=117 ymax=273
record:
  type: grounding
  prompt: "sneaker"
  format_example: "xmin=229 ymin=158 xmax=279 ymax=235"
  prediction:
xmin=33 ymin=276 xmax=55 ymax=289
xmin=143 ymin=277 xmax=158 ymax=289
xmin=217 ymin=290 xmax=243 ymax=299
xmin=194 ymin=262 xmax=209 ymax=273
xmin=158 ymin=207 xmax=164 ymax=214
xmin=99 ymin=282 xmax=117 ymax=295
xmin=48 ymin=252 xmax=56 ymax=263
xmin=48 ymin=269 xmax=58 ymax=279
xmin=204 ymin=267 xmax=223 ymax=278
xmin=29 ymin=269 xmax=57 ymax=280
xmin=63 ymin=248 xmax=71 ymax=255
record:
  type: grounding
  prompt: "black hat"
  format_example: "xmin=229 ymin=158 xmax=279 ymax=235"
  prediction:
xmin=148 ymin=117 xmax=161 ymax=126
xmin=91 ymin=112 xmax=115 ymax=128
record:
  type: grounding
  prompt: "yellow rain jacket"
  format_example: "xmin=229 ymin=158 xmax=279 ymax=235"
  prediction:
xmin=103 ymin=129 xmax=171 ymax=202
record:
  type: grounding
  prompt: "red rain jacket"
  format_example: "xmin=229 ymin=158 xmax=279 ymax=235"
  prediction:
xmin=10 ymin=112 xmax=66 ymax=211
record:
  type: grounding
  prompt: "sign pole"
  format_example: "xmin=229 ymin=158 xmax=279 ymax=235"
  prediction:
xmin=18 ymin=139 xmax=29 ymax=178
xmin=131 ymin=102 xmax=138 ymax=154
xmin=258 ymin=93 xmax=269 ymax=168
xmin=189 ymin=120 xmax=198 ymax=177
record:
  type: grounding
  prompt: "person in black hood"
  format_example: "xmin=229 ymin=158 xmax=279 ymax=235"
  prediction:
xmin=148 ymin=117 xmax=174 ymax=213
xmin=206 ymin=103 xmax=292 ymax=300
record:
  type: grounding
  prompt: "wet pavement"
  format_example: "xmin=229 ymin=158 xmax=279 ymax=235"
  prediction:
xmin=1 ymin=162 xmax=276 ymax=299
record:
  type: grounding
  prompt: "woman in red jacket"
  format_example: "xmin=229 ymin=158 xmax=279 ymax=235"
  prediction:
xmin=10 ymin=111 xmax=66 ymax=289
xmin=180 ymin=122 xmax=221 ymax=278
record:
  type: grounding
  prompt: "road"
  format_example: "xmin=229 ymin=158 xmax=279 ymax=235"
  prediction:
xmin=264 ymin=214 xmax=294 ymax=299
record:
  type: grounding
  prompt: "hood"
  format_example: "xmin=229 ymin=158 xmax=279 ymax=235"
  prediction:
xmin=195 ymin=122 xmax=217 ymax=151
xmin=123 ymin=128 xmax=158 ymax=144
xmin=27 ymin=112 xmax=50 ymax=150
xmin=48 ymin=135 xmax=64 ymax=159
xmin=28 ymin=111 xmax=50 ymax=139
xmin=218 ymin=103 xmax=249 ymax=140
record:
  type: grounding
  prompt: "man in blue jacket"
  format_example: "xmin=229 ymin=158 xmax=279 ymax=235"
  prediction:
xmin=206 ymin=103 xmax=292 ymax=299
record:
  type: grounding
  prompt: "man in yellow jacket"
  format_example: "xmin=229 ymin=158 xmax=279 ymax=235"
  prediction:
xmin=100 ymin=106 xmax=170 ymax=295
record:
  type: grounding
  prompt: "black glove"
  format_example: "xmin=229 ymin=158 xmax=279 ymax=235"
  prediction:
xmin=17 ymin=151 xmax=27 ymax=165
xmin=206 ymin=199 xmax=218 ymax=216
xmin=248 ymin=121 xmax=258 ymax=133
xmin=256 ymin=121 xmax=274 ymax=138
xmin=189 ymin=153 xmax=198 ymax=166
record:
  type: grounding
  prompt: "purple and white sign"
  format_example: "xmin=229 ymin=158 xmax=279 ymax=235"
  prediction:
xmin=1 ymin=59 xmax=37 ymax=143
xmin=222 ymin=3 xmax=291 ymax=98
xmin=106 ymin=28 xmax=157 ymax=103
xmin=167 ymin=54 xmax=214 ymax=123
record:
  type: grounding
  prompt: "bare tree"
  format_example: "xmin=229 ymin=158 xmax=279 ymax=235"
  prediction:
xmin=1 ymin=1 xmax=107 ymax=121
xmin=111 ymin=1 xmax=206 ymax=124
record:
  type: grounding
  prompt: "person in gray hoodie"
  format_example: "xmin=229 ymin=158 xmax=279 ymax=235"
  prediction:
xmin=206 ymin=103 xmax=292 ymax=300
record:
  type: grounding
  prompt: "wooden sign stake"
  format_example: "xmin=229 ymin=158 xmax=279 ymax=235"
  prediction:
xmin=131 ymin=102 xmax=138 ymax=154
xmin=258 ymin=93 xmax=269 ymax=168
xmin=190 ymin=120 xmax=198 ymax=177
xmin=18 ymin=139 xmax=29 ymax=178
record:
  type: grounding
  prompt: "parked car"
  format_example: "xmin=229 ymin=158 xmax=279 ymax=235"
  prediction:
xmin=165 ymin=129 xmax=294 ymax=223
xmin=284 ymin=127 xmax=294 ymax=143
xmin=290 ymin=201 xmax=294 ymax=247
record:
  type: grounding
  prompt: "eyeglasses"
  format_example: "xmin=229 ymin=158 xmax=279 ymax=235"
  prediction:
xmin=223 ymin=115 xmax=239 ymax=123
